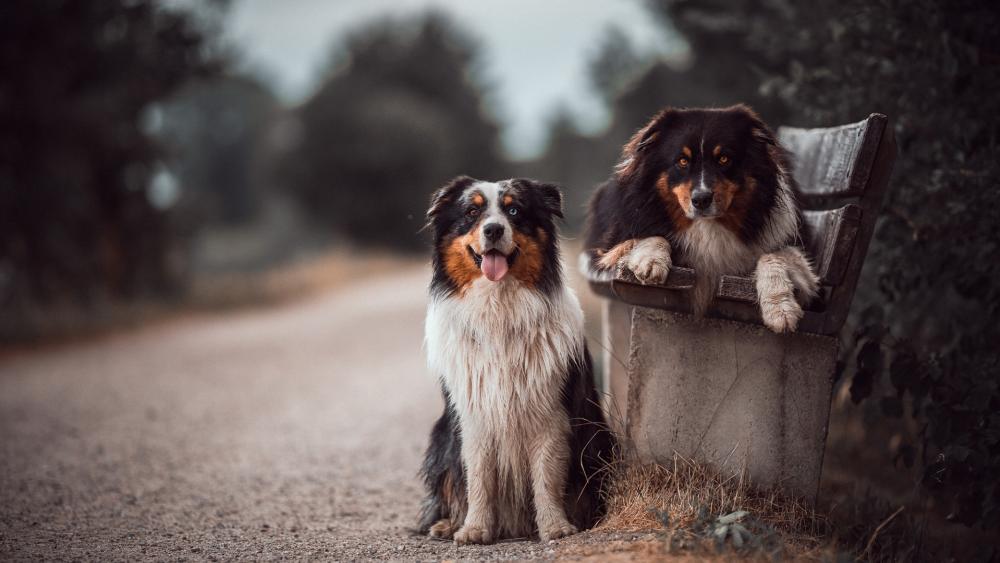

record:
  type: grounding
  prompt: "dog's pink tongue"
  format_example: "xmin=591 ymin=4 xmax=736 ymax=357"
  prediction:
xmin=481 ymin=252 xmax=508 ymax=282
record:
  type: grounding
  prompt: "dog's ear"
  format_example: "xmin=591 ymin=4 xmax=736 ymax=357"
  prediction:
xmin=514 ymin=178 xmax=563 ymax=219
xmin=616 ymin=109 xmax=675 ymax=182
xmin=731 ymin=104 xmax=778 ymax=148
xmin=729 ymin=104 xmax=787 ymax=172
xmin=536 ymin=182 xmax=564 ymax=219
xmin=428 ymin=175 xmax=475 ymax=219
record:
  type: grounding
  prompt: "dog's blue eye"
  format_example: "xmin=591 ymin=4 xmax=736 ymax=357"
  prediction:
xmin=507 ymin=207 xmax=518 ymax=216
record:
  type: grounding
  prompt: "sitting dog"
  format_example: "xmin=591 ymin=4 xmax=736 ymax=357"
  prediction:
xmin=419 ymin=176 xmax=613 ymax=544
xmin=585 ymin=105 xmax=820 ymax=333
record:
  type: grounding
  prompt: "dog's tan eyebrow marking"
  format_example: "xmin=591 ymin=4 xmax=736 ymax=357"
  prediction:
xmin=502 ymin=194 xmax=513 ymax=206
xmin=713 ymin=145 xmax=723 ymax=156
xmin=682 ymin=146 xmax=692 ymax=158
xmin=471 ymin=193 xmax=485 ymax=207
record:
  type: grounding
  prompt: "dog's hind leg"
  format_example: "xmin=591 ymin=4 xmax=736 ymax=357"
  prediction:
xmin=428 ymin=518 xmax=455 ymax=539
xmin=418 ymin=394 xmax=466 ymax=537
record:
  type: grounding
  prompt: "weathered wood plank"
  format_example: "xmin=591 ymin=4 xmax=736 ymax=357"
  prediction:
xmin=820 ymin=119 xmax=896 ymax=333
xmin=778 ymin=113 xmax=886 ymax=200
xmin=717 ymin=275 xmax=756 ymax=302
xmin=802 ymin=205 xmax=862 ymax=286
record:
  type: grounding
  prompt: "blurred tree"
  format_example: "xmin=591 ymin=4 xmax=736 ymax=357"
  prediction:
xmin=0 ymin=1 xmax=221 ymax=313
xmin=523 ymin=108 xmax=616 ymax=230
xmin=155 ymin=75 xmax=280 ymax=226
xmin=280 ymin=13 xmax=502 ymax=251
xmin=650 ymin=0 xmax=1000 ymax=529
xmin=644 ymin=0 xmax=793 ymax=123
xmin=588 ymin=26 xmax=648 ymax=105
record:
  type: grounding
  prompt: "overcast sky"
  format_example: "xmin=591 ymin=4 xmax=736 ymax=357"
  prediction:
xmin=222 ymin=0 xmax=686 ymax=160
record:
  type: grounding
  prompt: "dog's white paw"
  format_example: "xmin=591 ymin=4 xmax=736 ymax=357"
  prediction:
xmin=759 ymin=292 xmax=803 ymax=333
xmin=428 ymin=518 xmax=454 ymax=539
xmin=538 ymin=520 xmax=578 ymax=541
xmin=454 ymin=523 xmax=494 ymax=545
xmin=624 ymin=236 xmax=671 ymax=284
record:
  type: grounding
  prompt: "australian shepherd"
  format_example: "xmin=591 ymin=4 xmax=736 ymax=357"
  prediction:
xmin=419 ymin=176 xmax=613 ymax=544
xmin=585 ymin=105 xmax=820 ymax=333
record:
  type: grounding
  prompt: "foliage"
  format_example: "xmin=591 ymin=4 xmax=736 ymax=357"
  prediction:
xmin=588 ymin=26 xmax=648 ymax=105
xmin=0 ymin=1 xmax=220 ymax=312
xmin=280 ymin=13 xmax=503 ymax=251
xmin=652 ymin=0 xmax=1000 ymax=529
xmin=652 ymin=507 xmax=783 ymax=555
xmin=155 ymin=75 xmax=280 ymax=226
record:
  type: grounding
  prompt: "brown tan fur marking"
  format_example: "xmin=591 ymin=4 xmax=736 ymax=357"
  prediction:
xmin=718 ymin=176 xmax=756 ymax=236
xmin=509 ymin=231 xmax=544 ymax=287
xmin=656 ymin=173 xmax=693 ymax=232
xmin=443 ymin=233 xmax=482 ymax=292
xmin=596 ymin=239 xmax=636 ymax=270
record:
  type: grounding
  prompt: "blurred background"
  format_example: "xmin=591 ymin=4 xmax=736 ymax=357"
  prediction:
xmin=1 ymin=0 xmax=998 ymax=555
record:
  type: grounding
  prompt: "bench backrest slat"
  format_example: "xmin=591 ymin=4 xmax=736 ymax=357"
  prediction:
xmin=779 ymin=113 xmax=896 ymax=333
xmin=779 ymin=114 xmax=887 ymax=201
xmin=801 ymin=205 xmax=861 ymax=286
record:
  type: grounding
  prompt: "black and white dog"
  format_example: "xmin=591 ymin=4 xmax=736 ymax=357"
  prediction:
xmin=586 ymin=105 xmax=820 ymax=333
xmin=419 ymin=176 xmax=612 ymax=544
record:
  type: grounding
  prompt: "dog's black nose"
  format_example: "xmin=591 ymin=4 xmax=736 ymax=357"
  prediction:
xmin=691 ymin=191 xmax=713 ymax=211
xmin=483 ymin=223 xmax=504 ymax=242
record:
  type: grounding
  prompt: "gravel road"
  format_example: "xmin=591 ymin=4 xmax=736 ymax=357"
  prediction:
xmin=0 ymin=267 xmax=645 ymax=561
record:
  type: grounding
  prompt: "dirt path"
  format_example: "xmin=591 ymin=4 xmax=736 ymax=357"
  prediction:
xmin=0 ymin=267 xmax=646 ymax=561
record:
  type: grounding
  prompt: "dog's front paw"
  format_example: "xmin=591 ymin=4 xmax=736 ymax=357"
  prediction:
xmin=624 ymin=236 xmax=671 ymax=284
xmin=539 ymin=520 xmax=578 ymax=541
xmin=454 ymin=523 xmax=494 ymax=545
xmin=759 ymin=292 xmax=803 ymax=333
xmin=428 ymin=518 xmax=455 ymax=539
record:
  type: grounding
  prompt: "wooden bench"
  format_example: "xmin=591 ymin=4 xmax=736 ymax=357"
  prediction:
xmin=586 ymin=114 xmax=897 ymax=500
xmin=586 ymin=113 xmax=896 ymax=335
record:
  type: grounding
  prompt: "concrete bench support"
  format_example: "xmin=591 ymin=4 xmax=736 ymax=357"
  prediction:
xmin=603 ymin=301 xmax=836 ymax=500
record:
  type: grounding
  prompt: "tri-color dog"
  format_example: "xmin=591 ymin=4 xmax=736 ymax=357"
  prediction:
xmin=420 ymin=176 xmax=612 ymax=544
xmin=586 ymin=105 xmax=820 ymax=333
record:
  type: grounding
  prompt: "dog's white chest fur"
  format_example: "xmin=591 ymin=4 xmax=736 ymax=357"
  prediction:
xmin=679 ymin=220 xmax=758 ymax=278
xmin=425 ymin=278 xmax=584 ymax=424
xmin=425 ymin=277 xmax=584 ymax=535
xmin=677 ymin=220 xmax=757 ymax=311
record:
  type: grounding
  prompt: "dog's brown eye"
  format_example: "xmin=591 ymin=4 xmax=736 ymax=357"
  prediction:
xmin=718 ymin=155 xmax=730 ymax=165
xmin=467 ymin=207 xmax=480 ymax=217
xmin=677 ymin=157 xmax=689 ymax=168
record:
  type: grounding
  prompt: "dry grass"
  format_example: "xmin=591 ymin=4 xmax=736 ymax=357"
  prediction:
xmin=597 ymin=455 xmax=830 ymax=559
